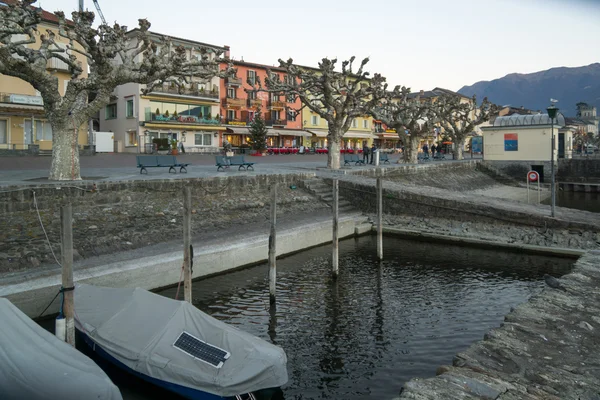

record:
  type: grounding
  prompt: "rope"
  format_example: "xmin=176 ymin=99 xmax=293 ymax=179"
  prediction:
xmin=32 ymin=191 xmax=61 ymax=266
xmin=175 ymin=263 xmax=184 ymax=300
xmin=38 ymin=289 xmax=61 ymax=318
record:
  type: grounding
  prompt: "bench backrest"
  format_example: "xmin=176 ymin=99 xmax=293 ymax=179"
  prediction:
xmin=379 ymin=153 xmax=389 ymax=160
xmin=350 ymin=154 xmax=360 ymax=162
xmin=156 ymin=155 xmax=176 ymax=166
xmin=137 ymin=155 xmax=158 ymax=166
xmin=343 ymin=153 xmax=352 ymax=162
xmin=230 ymin=155 xmax=245 ymax=164
xmin=215 ymin=155 xmax=227 ymax=165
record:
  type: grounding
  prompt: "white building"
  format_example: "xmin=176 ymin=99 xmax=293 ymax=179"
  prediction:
xmin=99 ymin=30 xmax=228 ymax=153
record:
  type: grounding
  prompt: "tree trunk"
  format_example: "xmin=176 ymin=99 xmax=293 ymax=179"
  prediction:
xmin=49 ymin=123 xmax=81 ymax=181
xmin=327 ymin=131 xmax=342 ymax=169
xmin=453 ymin=136 xmax=466 ymax=160
xmin=403 ymin=134 xmax=420 ymax=164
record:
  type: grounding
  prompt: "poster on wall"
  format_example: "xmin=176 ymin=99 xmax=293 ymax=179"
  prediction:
xmin=471 ymin=136 xmax=483 ymax=153
xmin=504 ymin=133 xmax=518 ymax=151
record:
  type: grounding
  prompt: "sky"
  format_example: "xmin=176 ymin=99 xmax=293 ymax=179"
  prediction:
xmin=39 ymin=0 xmax=600 ymax=92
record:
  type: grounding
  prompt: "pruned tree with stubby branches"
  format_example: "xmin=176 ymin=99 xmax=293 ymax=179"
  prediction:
xmin=251 ymin=56 xmax=387 ymax=169
xmin=371 ymin=86 xmax=439 ymax=164
xmin=434 ymin=94 xmax=495 ymax=160
xmin=0 ymin=0 xmax=233 ymax=180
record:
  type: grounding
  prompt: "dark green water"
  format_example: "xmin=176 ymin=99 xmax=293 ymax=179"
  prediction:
xmin=542 ymin=191 xmax=600 ymax=213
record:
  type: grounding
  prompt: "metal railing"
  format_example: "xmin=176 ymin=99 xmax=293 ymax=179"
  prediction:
xmin=150 ymin=85 xmax=219 ymax=99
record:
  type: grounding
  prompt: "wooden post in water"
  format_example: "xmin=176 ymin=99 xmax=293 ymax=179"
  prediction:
xmin=376 ymin=177 xmax=383 ymax=260
xmin=183 ymin=187 xmax=192 ymax=303
xmin=60 ymin=204 xmax=75 ymax=347
xmin=332 ymin=179 xmax=339 ymax=278
xmin=269 ymin=184 xmax=277 ymax=304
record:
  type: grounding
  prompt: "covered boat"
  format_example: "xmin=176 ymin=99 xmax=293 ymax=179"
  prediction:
xmin=74 ymin=284 xmax=288 ymax=400
xmin=0 ymin=297 xmax=122 ymax=400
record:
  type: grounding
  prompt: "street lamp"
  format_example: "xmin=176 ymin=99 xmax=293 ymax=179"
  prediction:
xmin=547 ymin=103 xmax=559 ymax=217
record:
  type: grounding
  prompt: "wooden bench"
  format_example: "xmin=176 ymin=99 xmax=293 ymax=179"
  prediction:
xmin=136 ymin=155 xmax=189 ymax=174
xmin=343 ymin=153 xmax=365 ymax=166
xmin=379 ymin=152 xmax=390 ymax=164
xmin=215 ymin=155 xmax=255 ymax=172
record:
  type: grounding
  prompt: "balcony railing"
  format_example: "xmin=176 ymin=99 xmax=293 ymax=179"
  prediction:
xmin=150 ymin=84 xmax=219 ymax=99
xmin=269 ymin=100 xmax=286 ymax=109
xmin=47 ymin=57 xmax=70 ymax=72
xmin=266 ymin=119 xmax=287 ymax=126
xmin=146 ymin=112 xmax=222 ymax=126
xmin=226 ymin=77 xmax=243 ymax=86
xmin=247 ymin=99 xmax=262 ymax=108
xmin=223 ymin=98 xmax=246 ymax=108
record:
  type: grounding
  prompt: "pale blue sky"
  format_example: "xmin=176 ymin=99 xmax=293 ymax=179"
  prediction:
xmin=42 ymin=0 xmax=600 ymax=92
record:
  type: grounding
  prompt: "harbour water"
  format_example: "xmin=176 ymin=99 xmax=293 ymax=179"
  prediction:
xmin=43 ymin=235 xmax=574 ymax=399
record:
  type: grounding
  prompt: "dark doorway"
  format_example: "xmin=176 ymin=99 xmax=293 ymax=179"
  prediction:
xmin=532 ymin=164 xmax=544 ymax=183
xmin=558 ymin=133 xmax=565 ymax=158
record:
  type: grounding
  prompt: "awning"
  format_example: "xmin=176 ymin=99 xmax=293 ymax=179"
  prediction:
xmin=271 ymin=129 xmax=312 ymax=137
xmin=306 ymin=129 xmax=329 ymax=138
xmin=226 ymin=127 xmax=249 ymax=134
xmin=0 ymin=103 xmax=45 ymax=111
xmin=343 ymin=131 xmax=377 ymax=139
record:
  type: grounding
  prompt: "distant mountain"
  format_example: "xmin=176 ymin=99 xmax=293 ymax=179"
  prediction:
xmin=458 ymin=63 xmax=600 ymax=117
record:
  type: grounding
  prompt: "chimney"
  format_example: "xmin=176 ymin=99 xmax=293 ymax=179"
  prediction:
xmin=223 ymin=45 xmax=230 ymax=59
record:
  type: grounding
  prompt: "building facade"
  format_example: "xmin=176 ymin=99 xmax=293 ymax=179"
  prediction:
xmin=219 ymin=60 xmax=308 ymax=149
xmin=100 ymin=31 xmax=228 ymax=153
xmin=0 ymin=3 xmax=89 ymax=152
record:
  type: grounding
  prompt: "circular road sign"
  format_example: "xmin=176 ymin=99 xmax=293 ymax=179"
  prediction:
xmin=528 ymin=171 xmax=539 ymax=182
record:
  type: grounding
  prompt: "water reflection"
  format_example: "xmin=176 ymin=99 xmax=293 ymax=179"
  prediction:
xmin=542 ymin=191 xmax=600 ymax=213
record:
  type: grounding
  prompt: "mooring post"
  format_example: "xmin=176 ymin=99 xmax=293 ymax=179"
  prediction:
xmin=269 ymin=184 xmax=277 ymax=304
xmin=332 ymin=178 xmax=339 ymax=278
xmin=183 ymin=187 xmax=192 ymax=303
xmin=60 ymin=204 xmax=75 ymax=347
xmin=377 ymin=177 xmax=383 ymax=260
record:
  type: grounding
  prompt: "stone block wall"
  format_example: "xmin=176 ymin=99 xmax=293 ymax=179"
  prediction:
xmin=0 ymin=173 xmax=320 ymax=273
xmin=557 ymin=159 xmax=600 ymax=183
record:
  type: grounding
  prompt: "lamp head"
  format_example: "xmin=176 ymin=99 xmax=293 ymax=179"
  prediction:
xmin=547 ymin=105 xmax=559 ymax=120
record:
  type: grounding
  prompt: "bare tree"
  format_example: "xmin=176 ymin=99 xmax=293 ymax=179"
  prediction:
xmin=372 ymin=86 xmax=438 ymax=164
xmin=253 ymin=57 xmax=387 ymax=169
xmin=0 ymin=1 xmax=232 ymax=180
xmin=434 ymin=95 xmax=495 ymax=160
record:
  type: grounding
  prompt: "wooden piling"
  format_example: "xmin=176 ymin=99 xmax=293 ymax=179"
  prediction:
xmin=183 ymin=187 xmax=192 ymax=303
xmin=377 ymin=177 xmax=383 ymax=260
xmin=269 ymin=184 xmax=277 ymax=304
xmin=332 ymin=178 xmax=339 ymax=278
xmin=60 ymin=204 xmax=75 ymax=347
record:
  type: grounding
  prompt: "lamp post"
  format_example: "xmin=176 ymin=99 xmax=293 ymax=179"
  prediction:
xmin=547 ymin=104 xmax=558 ymax=217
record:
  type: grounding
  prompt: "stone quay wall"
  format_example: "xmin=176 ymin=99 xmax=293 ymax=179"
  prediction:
xmin=483 ymin=159 xmax=600 ymax=184
xmin=0 ymin=173 xmax=320 ymax=273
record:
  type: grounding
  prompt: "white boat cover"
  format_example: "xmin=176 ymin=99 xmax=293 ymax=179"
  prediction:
xmin=74 ymin=284 xmax=288 ymax=397
xmin=0 ymin=298 xmax=122 ymax=400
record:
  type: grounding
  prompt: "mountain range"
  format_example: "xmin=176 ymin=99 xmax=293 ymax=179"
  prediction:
xmin=458 ymin=63 xmax=600 ymax=117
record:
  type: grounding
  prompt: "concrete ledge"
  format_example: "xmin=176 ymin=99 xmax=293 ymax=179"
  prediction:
xmin=380 ymin=227 xmax=585 ymax=259
xmin=1 ymin=215 xmax=366 ymax=318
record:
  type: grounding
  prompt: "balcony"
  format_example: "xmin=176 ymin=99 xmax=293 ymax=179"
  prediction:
xmin=223 ymin=98 xmax=246 ymax=108
xmin=226 ymin=77 xmax=243 ymax=86
xmin=149 ymin=84 xmax=219 ymax=100
xmin=146 ymin=112 xmax=222 ymax=126
xmin=247 ymin=99 xmax=262 ymax=108
xmin=47 ymin=57 xmax=70 ymax=72
xmin=269 ymin=100 xmax=286 ymax=109
xmin=266 ymin=119 xmax=287 ymax=126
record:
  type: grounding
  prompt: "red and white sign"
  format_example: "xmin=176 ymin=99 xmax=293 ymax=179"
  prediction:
xmin=527 ymin=171 xmax=539 ymax=182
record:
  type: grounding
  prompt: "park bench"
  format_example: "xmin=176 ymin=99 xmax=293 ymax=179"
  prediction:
xmin=216 ymin=155 xmax=255 ymax=172
xmin=343 ymin=153 xmax=365 ymax=166
xmin=136 ymin=155 xmax=189 ymax=174
xmin=379 ymin=152 xmax=390 ymax=164
xmin=432 ymin=152 xmax=446 ymax=160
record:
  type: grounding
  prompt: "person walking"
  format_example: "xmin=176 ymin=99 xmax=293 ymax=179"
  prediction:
xmin=362 ymin=143 xmax=369 ymax=164
xmin=422 ymin=143 xmax=429 ymax=159
xmin=370 ymin=144 xmax=376 ymax=164
xmin=430 ymin=143 xmax=436 ymax=158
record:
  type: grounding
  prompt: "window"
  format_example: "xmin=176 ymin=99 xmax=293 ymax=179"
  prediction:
xmin=271 ymin=94 xmax=280 ymax=102
xmin=106 ymin=103 xmax=117 ymax=119
xmin=63 ymin=80 xmax=70 ymax=96
xmin=194 ymin=133 xmax=213 ymax=146
xmin=227 ymin=110 xmax=236 ymax=120
xmin=248 ymin=91 xmax=257 ymax=100
xmin=24 ymin=120 xmax=52 ymax=141
xmin=287 ymin=109 xmax=295 ymax=121
xmin=247 ymin=70 xmax=256 ymax=85
xmin=0 ymin=120 xmax=6 ymax=144
xmin=352 ymin=119 xmax=357 ymax=128
xmin=287 ymin=93 xmax=295 ymax=103
xmin=227 ymin=88 xmax=236 ymax=99
xmin=363 ymin=120 xmax=369 ymax=129
xmin=127 ymin=130 xmax=138 ymax=146
xmin=311 ymin=115 xmax=319 ymax=125
xmin=126 ymin=98 xmax=134 ymax=118
xmin=270 ymin=72 xmax=279 ymax=82
xmin=271 ymin=110 xmax=280 ymax=121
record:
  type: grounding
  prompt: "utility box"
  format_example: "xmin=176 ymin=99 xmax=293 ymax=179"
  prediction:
xmin=94 ymin=132 xmax=114 ymax=153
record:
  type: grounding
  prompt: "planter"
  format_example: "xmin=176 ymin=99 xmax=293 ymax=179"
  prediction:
xmin=171 ymin=149 xmax=178 ymax=155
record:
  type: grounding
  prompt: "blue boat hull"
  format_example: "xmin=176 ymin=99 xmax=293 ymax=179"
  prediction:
xmin=77 ymin=329 xmax=229 ymax=400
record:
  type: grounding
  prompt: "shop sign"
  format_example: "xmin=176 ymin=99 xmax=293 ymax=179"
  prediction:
xmin=229 ymin=121 xmax=247 ymax=126
xmin=9 ymin=94 xmax=43 ymax=106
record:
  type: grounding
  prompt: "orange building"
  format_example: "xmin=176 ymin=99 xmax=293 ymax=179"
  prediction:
xmin=220 ymin=60 xmax=308 ymax=149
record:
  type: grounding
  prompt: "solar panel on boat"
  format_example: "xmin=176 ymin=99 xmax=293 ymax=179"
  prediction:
xmin=173 ymin=332 xmax=230 ymax=368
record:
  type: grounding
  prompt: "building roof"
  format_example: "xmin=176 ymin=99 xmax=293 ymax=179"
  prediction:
xmin=493 ymin=113 xmax=565 ymax=127
xmin=1 ymin=0 xmax=74 ymax=25
xmin=565 ymin=117 xmax=594 ymax=126
xmin=405 ymin=87 xmax=472 ymax=100
xmin=125 ymin=29 xmax=226 ymax=51
xmin=232 ymin=60 xmax=288 ymax=73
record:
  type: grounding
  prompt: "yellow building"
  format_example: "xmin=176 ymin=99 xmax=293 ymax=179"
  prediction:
xmin=0 ymin=6 xmax=88 ymax=152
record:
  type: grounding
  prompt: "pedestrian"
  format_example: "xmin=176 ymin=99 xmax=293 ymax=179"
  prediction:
xmin=430 ymin=143 xmax=436 ymax=158
xmin=178 ymin=140 xmax=185 ymax=154
xmin=362 ymin=143 xmax=369 ymax=164
xmin=370 ymin=143 xmax=376 ymax=164
xmin=422 ymin=143 xmax=429 ymax=159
